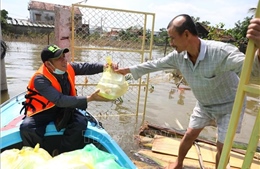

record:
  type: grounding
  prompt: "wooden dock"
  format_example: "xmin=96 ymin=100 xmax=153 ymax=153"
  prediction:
xmin=132 ymin=122 xmax=260 ymax=169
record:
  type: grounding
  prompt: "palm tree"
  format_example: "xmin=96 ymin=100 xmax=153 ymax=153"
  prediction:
xmin=248 ymin=8 xmax=256 ymax=14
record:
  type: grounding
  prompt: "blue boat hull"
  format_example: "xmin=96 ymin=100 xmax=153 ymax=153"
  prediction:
xmin=0 ymin=92 xmax=136 ymax=169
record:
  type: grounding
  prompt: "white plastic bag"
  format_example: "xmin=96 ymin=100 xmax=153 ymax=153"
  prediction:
xmin=96 ymin=56 xmax=128 ymax=100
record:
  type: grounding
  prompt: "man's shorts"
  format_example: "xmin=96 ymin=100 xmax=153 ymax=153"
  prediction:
xmin=188 ymin=102 xmax=245 ymax=143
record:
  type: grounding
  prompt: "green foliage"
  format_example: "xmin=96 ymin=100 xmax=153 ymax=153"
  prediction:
xmin=226 ymin=15 xmax=253 ymax=52
xmin=201 ymin=21 xmax=211 ymax=26
xmin=191 ymin=16 xmax=200 ymax=22
xmin=153 ymin=28 xmax=168 ymax=45
xmin=1 ymin=10 xmax=9 ymax=21
xmin=193 ymin=15 xmax=252 ymax=53
xmin=206 ymin=23 xmax=228 ymax=41
xmin=1 ymin=9 xmax=10 ymax=31
xmin=229 ymin=15 xmax=253 ymax=43
xmin=90 ymin=32 xmax=101 ymax=40
xmin=118 ymin=26 xmax=144 ymax=41
xmin=158 ymin=28 xmax=168 ymax=37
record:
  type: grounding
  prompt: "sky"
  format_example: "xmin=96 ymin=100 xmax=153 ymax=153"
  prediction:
xmin=1 ymin=0 xmax=259 ymax=31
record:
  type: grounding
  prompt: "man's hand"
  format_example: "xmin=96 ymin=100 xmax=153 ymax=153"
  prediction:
xmin=114 ymin=67 xmax=131 ymax=75
xmin=247 ymin=18 xmax=260 ymax=49
xmin=87 ymin=89 xmax=112 ymax=102
xmin=104 ymin=62 xmax=119 ymax=70
xmin=104 ymin=61 xmax=130 ymax=75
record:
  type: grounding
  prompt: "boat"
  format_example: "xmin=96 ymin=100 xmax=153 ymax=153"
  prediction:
xmin=131 ymin=122 xmax=260 ymax=169
xmin=0 ymin=92 xmax=137 ymax=169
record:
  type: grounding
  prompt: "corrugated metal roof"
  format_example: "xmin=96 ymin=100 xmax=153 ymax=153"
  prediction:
xmin=7 ymin=18 xmax=54 ymax=28
xmin=28 ymin=1 xmax=82 ymax=15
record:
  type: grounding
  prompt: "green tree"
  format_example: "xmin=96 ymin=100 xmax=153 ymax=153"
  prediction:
xmin=191 ymin=16 xmax=211 ymax=26
xmin=201 ymin=21 xmax=211 ymax=26
xmin=158 ymin=28 xmax=168 ymax=37
xmin=1 ymin=10 xmax=10 ymax=31
xmin=191 ymin=16 xmax=200 ymax=22
xmin=153 ymin=28 xmax=168 ymax=45
xmin=229 ymin=15 xmax=253 ymax=52
xmin=230 ymin=16 xmax=252 ymax=42
xmin=248 ymin=7 xmax=256 ymax=14
xmin=206 ymin=22 xmax=227 ymax=41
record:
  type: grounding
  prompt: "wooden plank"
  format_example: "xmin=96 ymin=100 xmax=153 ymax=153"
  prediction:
xmin=152 ymin=135 xmax=199 ymax=161
xmin=132 ymin=160 xmax=160 ymax=169
xmin=138 ymin=135 xmax=154 ymax=143
xmin=197 ymin=142 xmax=260 ymax=169
xmin=143 ymin=122 xmax=260 ymax=160
xmin=151 ymin=135 xmax=260 ymax=168
xmin=137 ymin=149 xmax=217 ymax=169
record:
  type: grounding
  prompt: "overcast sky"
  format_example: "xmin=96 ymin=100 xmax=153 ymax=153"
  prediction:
xmin=1 ymin=0 xmax=258 ymax=31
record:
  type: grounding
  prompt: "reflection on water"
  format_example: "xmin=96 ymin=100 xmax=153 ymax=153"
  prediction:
xmin=2 ymin=42 xmax=43 ymax=102
xmin=1 ymin=90 xmax=10 ymax=103
xmin=1 ymin=42 xmax=260 ymax=158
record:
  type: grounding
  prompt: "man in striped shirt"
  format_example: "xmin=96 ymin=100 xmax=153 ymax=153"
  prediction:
xmin=116 ymin=14 xmax=260 ymax=169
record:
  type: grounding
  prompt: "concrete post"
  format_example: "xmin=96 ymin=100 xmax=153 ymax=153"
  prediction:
xmin=54 ymin=6 xmax=71 ymax=61
xmin=1 ymin=57 xmax=8 ymax=91
xmin=1 ymin=24 xmax=8 ymax=91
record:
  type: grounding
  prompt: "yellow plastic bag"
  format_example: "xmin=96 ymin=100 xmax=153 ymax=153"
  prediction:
xmin=36 ymin=149 xmax=94 ymax=169
xmin=0 ymin=143 xmax=52 ymax=169
xmin=96 ymin=56 xmax=128 ymax=100
xmin=37 ymin=144 xmax=124 ymax=169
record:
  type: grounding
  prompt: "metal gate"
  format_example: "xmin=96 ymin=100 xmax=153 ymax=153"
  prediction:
xmin=70 ymin=4 xmax=155 ymax=121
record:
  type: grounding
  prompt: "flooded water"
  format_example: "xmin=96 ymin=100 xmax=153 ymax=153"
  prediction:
xmin=1 ymin=42 xmax=260 ymax=161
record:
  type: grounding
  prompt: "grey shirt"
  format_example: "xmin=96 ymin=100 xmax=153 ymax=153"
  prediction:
xmin=34 ymin=62 xmax=103 ymax=110
xmin=130 ymin=39 xmax=260 ymax=109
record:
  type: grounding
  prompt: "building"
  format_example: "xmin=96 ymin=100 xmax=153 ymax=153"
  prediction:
xmin=195 ymin=22 xmax=235 ymax=43
xmin=6 ymin=18 xmax=54 ymax=35
xmin=6 ymin=1 xmax=86 ymax=36
xmin=28 ymin=0 xmax=83 ymax=26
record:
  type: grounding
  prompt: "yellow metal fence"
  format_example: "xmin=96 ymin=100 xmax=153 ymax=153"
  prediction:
xmin=70 ymin=4 xmax=155 ymax=120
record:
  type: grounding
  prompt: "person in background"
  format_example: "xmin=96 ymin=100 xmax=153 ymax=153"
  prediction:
xmin=115 ymin=14 xmax=260 ymax=169
xmin=20 ymin=44 xmax=115 ymax=156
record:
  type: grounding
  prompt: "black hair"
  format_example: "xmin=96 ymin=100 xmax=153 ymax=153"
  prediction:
xmin=167 ymin=14 xmax=198 ymax=36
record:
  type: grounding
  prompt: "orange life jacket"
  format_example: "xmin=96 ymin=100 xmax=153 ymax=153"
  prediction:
xmin=22 ymin=63 xmax=76 ymax=117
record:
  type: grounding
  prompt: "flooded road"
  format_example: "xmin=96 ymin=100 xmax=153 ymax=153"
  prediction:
xmin=1 ymin=42 xmax=259 ymax=160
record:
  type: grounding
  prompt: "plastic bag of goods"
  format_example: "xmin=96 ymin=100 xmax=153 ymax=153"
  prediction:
xmin=37 ymin=143 xmax=126 ymax=169
xmin=0 ymin=143 xmax=52 ymax=169
xmin=96 ymin=56 xmax=128 ymax=100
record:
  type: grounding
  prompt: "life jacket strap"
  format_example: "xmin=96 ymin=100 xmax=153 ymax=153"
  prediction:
xmin=20 ymin=87 xmax=49 ymax=115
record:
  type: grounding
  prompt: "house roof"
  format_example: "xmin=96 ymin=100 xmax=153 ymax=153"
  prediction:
xmin=7 ymin=18 xmax=54 ymax=28
xmin=196 ymin=22 xmax=236 ymax=43
xmin=28 ymin=1 xmax=82 ymax=15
